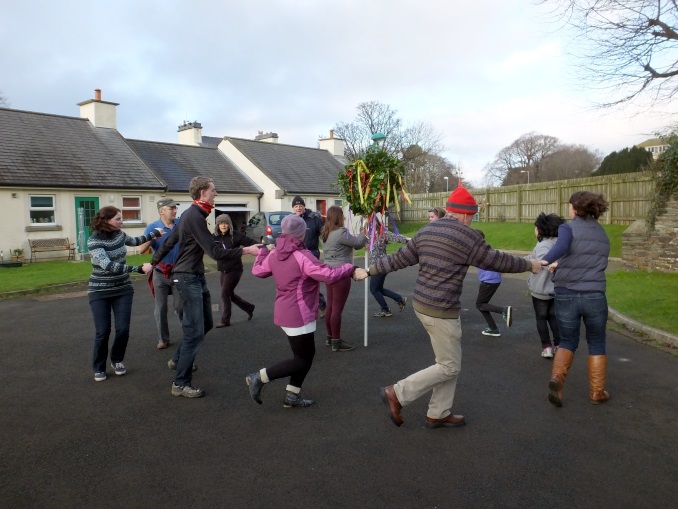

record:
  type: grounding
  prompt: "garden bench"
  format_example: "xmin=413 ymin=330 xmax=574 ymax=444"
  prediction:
xmin=28 ymin=238 xmax=76 ymax=262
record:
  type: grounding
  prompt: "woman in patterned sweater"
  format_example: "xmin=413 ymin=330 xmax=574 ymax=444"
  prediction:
xmin=88 ymin=206 xmax=161 ymax=382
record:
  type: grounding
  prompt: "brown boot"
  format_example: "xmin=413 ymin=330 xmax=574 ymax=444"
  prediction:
xmin=588 ymin=355 xmax=610 ymax=405
xmin=548 ymin=348 xmax=574 ymax=407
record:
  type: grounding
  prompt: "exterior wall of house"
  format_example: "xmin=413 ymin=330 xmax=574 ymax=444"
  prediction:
xmin=1 ymin=188 xmax=262 ymax=262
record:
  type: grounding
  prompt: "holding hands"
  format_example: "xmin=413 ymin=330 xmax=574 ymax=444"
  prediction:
xmin=141 ymin=262 xmax=154 ymax=274
xmin=352 ymin=267 xmax=369 ymax=281
xmin=242 ymin=245 xmax=263 ymax=256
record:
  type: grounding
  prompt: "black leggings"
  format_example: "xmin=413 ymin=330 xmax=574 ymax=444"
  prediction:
xmin=265 ymin=332 xmax=316 ymax=389
xmin=532 ymin=296 xmax=560 ymax=347
xmin=475 ymin=282 xmax=503 ymax=330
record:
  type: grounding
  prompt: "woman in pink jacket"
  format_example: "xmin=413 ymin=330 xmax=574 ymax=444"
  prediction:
xmin=246 ymin=214 xmax=367 ymax=408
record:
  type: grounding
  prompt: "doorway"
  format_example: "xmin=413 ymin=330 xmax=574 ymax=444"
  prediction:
xmin=74 ymin=196 xmax=100 ymax=254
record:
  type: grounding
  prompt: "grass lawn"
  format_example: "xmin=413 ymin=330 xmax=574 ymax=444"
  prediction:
xmin=2 ymin=222 xmax=676 ymax=336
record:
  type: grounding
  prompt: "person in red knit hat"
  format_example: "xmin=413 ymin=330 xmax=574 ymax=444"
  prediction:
xmin=370 ymin=183 xmax=542 ymax=429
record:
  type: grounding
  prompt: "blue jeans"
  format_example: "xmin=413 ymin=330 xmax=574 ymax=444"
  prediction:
xmin=555 ymin=292 xmax=608 ymax=355
xmin=370 ymin=273 xmax=403 ymax=311
xmin=172 ymin=273 xmax=213 ymax=386
xmin=90 ymin=292 xmax=133 ymax=373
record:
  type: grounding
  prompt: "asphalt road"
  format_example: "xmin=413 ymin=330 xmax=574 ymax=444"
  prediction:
xmin=1 ymin=260 xmax=676 ymax=509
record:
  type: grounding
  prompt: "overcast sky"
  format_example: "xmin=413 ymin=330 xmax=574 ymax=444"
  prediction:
xmin=2 ymin=0 xmax=674 ymax=185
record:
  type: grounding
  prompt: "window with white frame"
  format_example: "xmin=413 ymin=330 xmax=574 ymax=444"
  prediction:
xmin=121 ymin=196 xmax=141 ymax=222
xmin=334 ymin=199 xmax=343 ymax=206
xmin=29 ymin=195 xmax=56 ymax=224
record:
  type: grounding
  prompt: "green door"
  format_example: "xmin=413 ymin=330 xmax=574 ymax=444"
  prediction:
xmin=74 ymin=197 xmax=99 ymax=254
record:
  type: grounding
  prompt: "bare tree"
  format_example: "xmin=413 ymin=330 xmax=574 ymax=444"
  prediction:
xmin=541 ymin=0 xmax=678 ymax=107
xmin=540 ymin=144 xmax=602 ymax=180
xmin=0 ymin=91 xmax=8 ymax=108
xmin=484 ymin=132 xmax=560 ymax=186
xmin=332 ymin=101 xmax=443 ymax=162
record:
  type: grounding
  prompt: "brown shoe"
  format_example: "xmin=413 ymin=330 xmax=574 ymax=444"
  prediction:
xmin=380 ymin=385 xmax=403 ymax=427
xmin=215 ymin=322 xmax=230 ymax=328
xmin=156 ymin=340 xmax=169 ymax=350
xmin=425 ymin=414 xmax=466 ymax=429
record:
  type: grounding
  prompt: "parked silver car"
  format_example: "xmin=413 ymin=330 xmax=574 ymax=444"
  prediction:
xmin=245 ymin=211 xmax=292 ymax=244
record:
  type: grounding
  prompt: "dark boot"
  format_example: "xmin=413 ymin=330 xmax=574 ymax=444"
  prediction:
xmin=331 ymin=339 xmax=355 ymax=352
xmin=246 ymin=371 xmax=265 ymax=404
xmin=325 ymin=335 xmax=332 ymax=347
xmin=588 ymin=355 xmax=611 ymax=405
xmin=548 ymin=348 xmax=574 ymax=407
xmin=283 ymin=391 xmax=315 ymax=408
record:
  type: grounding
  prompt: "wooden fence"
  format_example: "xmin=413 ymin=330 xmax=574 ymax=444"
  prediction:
xmin=399 ymin=172 xmax=655 ymax=225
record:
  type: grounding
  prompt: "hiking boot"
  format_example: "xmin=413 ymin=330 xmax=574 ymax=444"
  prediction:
xmin=542 ymin=346 xmax=554 ymax=359
xmin=111 ymin=362 xmax=127 ymax=376
xmin=502 ymin=306 xmax=513 ymax=327
xmin=167 ymin=359 xmax=198 ymax=372
xmin=325 ymin=335 xmax=332 ymax=347
xmin=331 ymin=339 xmax=355 ymax=352
xmin=171 ymin=383 xmax=205 ymax=398
xmin=373 ymin=309 xmax=393 ymax=317
xmin=481 ymin=328 xmax=501 ymax=337
xmin=245 ymin=372 xmax=265 ymax=404
xmin=398 ymin=297 xmax=408 ymax=312
xmin=94 ymin=371 xmax=107 ymax=382
xmin=283 ymin=391 xmax=315 ymax=408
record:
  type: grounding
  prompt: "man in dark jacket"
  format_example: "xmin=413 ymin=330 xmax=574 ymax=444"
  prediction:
xmin=152 ymin=177 xmax=260 ymax=399
xmin=291 ymin=195 xmax=326 ymax=314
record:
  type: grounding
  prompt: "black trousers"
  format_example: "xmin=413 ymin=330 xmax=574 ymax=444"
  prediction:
xmin=532 ymin=296 xmax=560 ymax=347
xmin=475 ymin=282 xmax=503 ymax=330
xmin=266 ymin=332 xmax=316 ymax=389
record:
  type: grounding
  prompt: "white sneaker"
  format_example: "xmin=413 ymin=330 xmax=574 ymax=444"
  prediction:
xmin=541 ymin=347 xmax=554 ymax=359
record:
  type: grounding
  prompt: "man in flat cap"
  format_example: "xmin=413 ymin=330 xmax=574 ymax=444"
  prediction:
xmin=141 ymin=198 xmax=183 ymax=350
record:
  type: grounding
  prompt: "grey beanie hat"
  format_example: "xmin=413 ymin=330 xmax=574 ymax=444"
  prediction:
xmin=281 ymin=214 xmax=306 ymax=240
xmin=216 ymin=214 xmax=231 ymax=225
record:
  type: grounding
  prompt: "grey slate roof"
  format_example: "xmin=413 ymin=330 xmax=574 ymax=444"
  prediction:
xmin=225 ymin=137 xmax=345 ymax=195
xmin=126 ymin=139 xmax=262 ymax=195
xmin=199 ymin=136 xmax=223 ymax=149
xmin=0 ymin=108 xmax=165 ymax=190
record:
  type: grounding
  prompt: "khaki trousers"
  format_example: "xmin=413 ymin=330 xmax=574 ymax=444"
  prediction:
xmin=394 ymin=310 xmax=462 ymax=419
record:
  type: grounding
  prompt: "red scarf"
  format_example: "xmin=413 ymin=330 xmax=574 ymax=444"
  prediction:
xmin=193 ymin=200 xmax=214 ymax=214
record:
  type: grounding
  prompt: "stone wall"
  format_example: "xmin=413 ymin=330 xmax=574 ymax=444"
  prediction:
xmin=622 ymin=200 xmax=678 ymax=272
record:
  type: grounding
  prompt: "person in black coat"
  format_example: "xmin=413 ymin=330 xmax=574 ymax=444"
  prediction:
xmin=214 ymin=214 xmax=257 ymax=327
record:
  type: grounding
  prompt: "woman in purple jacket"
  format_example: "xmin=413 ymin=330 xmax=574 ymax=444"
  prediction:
xmin=246 ymin=215 xmax=367 ymax=408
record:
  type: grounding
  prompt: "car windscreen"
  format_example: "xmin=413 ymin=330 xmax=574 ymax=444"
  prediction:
xmin=268 ymin=213 xmax=290 ymax=226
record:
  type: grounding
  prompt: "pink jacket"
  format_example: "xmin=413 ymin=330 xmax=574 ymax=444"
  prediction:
xmin=252 ymin=234 xmax=355 ymax=328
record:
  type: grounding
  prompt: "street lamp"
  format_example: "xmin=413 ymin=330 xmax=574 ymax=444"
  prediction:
xmin=370 ymin=132 xmax=386 ymax=146
xmin=444 ymin=176 xmax=449 ymax=193
xmin=521 ymin=170 xmax=530 ymax=184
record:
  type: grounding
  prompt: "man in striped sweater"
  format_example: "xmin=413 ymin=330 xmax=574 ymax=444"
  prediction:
xmin=372 ymin=184 xmax=541 ymax=429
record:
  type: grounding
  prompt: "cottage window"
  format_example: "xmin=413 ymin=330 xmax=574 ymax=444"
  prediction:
xmin=121 ymin=196 xmax=142 ymax=222
xmin=29 ymin=195 xmax=56 ymax=224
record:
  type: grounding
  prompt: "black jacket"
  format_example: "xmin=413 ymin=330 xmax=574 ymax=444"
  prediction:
xmin=300 ymin=209 xmax=323 ymax=259
xmin=152 ymin=204 xmax=243 ymax=274
xmin=214 ymin=231 xmax=256 ymax=272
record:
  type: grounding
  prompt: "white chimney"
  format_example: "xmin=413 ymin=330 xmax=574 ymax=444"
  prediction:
xmin=319 ymin=129 xmax=345 ymax=156
xmin=178 ymin=121 xmax=203 ymax=146
xmin=254 ymin=131 xmax=279 ymax=143
xmin=78 ymin=89 xmax=118 ymax=129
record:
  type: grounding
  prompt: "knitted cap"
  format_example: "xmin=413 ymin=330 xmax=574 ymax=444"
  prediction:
xmin=446 ymin=183 xmax=478 ymax=214
xmin=281 ymin=214 xmax=307 ymax=240
xmin=292 ymin=195 xmax=305 ymax=207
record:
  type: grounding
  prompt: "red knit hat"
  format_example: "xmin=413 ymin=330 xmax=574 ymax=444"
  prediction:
xmin=446 ymin=182 xmax=478 ymax=214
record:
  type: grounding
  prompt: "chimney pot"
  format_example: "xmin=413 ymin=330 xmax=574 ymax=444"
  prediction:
xmin=94 ymin=89 xmax=101 ymax=101
xmin=330 ymin=129 xmax=334 ymax=139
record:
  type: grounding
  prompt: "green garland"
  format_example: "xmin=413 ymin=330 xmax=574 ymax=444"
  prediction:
xmin=648 ymin=141 xmax=678 ymax=228
xmin=336 ymin=147 xmax=410 ymax=217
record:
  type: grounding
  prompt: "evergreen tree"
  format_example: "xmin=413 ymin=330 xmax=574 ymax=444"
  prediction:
xmin=593 ymin=146 xmax=652 ymax=176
